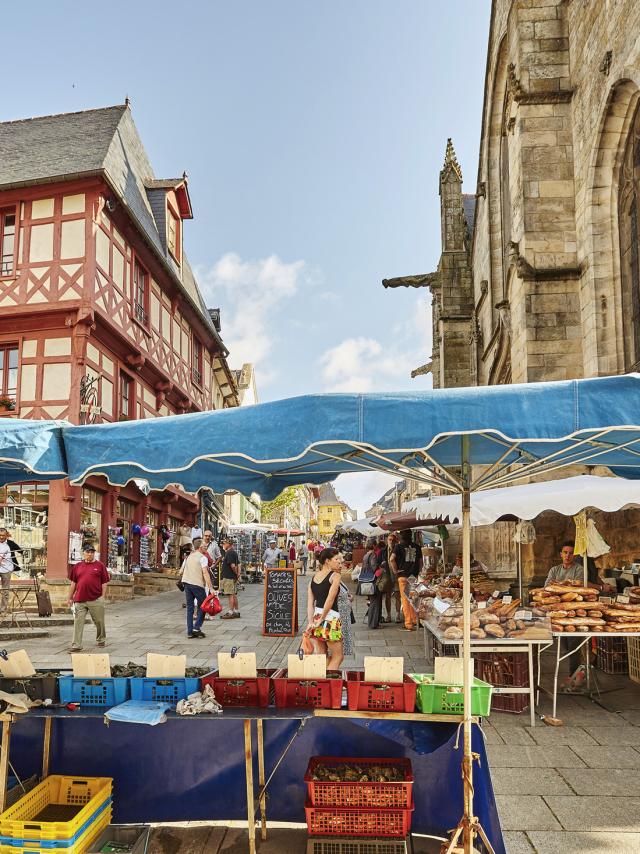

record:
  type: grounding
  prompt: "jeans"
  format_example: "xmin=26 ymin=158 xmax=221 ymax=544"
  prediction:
xmin=562 ymin=636 xmax=582 ymax=677
xmin=184 ymin=583 xmax=206 ymax=634
xmin=398 ymin=577 xmax=416 ymax=629
xmin=300 ymin=558 xmax=308 ymax=574
xmin=72 ymin=598 xmax=106 ymax=648
xmin=0 ymin=571 xmax=12 ymax=612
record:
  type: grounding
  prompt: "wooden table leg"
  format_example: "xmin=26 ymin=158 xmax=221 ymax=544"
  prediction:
xmin=256 ymin=719 xmax=267 ymax=841
xmin=42 ymin=717 xmax=52 ymax=778
xmin=528 ymin=645 xmax=536 ymax=728
xmin=244 ymin=719 xmax=256 ymax=854
xmin=0 ymin=720 xmax=11 ymax=813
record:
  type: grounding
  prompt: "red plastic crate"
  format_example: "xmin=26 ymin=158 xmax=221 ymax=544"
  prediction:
xmin=273 ymin=671 xmax=343 ymax=709
xmin=489 ymin=692 xmax=529 ymax=714
xmin=473 ymin=652 xmax=528 ymax=688
xmin=345 ymin=672 xmax=417 ymax=713
xmin=595 ymin=637 xmax=629 ymax=675
xmin=305 ymin=757 xmax=413 ymax=808
xmin=305 ymin=801 xmax=413 ymax=837
xmin=200 ymin=669 xmax=277 ymax=708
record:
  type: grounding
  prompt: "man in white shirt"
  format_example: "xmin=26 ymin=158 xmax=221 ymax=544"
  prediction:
xmin=190 ymin=524 xmax=203 ymax=548
xmin=262 ymin=540 xmax=282 ymax=569
xmin=0 ymin=528 xmax=15 ymax=612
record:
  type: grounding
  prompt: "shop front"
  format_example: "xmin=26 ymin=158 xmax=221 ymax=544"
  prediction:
xmin=0 ymin=483 xmax=49 ymax=576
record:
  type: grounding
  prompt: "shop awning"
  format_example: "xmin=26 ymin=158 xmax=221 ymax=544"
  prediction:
xmin=403 ymin=474 xmax=640 ymax=526
xmin=0 ymin=418 xmax=68 ymax=485
xmin=61 ymin=374 xmax=640 ymax=496
xmin=336 ymin=517 xmax=386 ymax=536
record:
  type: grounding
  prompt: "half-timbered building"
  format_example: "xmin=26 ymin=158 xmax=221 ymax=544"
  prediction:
xmin=0 ymin=103 xmax=239 ymax=580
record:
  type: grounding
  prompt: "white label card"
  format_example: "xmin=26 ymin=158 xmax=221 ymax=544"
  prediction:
xmin=617 ymin=595 xmax=631 ymax=604
xmin=492 ymin=590 xmax=500 ymax=598
xmin=502 ymin=595 xmax=513 ymax=605
xmin=477 ymin=601 xmax=488 ymax=610
xmin=434 ymin=597 xmax=451 ymax=615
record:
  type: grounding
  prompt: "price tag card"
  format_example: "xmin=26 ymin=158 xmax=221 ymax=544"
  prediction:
xmin=218 ymin=652 xmax=257 ymax=679
xmin=617 ymin=595 xmax=631 ymax=604
xmin=0 ymin=650 xmax=36 ymax=679
xmin=147 ymin=653 xmax=186 ymax=678
xmin=600 ymin=596 xmax=613 ymax=604
xmin=72 ymin=654 xmax=110 ymax=678
xmin=492 ymin=590 xmax=501 ymax=598
xmin=477 ymin=601 xmax=488 ymax=610
xmin=288 ymin=653 xmax=326 ymax=679
xmin=364 ymin=656 xmax=404 ymax=684
xmin=502 ymin=595 xmax=513 ymax=605
xmin=514 ymin=609 xmax=533 ymax=621
xmin=433 ymin=597 xmax=451 ymax=615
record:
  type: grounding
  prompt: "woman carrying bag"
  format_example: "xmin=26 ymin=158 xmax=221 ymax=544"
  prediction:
xmin=359 ymin=538 xmax=382 ymax=629
xmin=180 ymin=544 xmax=210 ymax=639
xmin=306 ymin=547 xmax=344 ymax=670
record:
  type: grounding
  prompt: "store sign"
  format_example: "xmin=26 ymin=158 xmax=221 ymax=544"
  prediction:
xmin=263 ymin=567 xmax=298 ymax=636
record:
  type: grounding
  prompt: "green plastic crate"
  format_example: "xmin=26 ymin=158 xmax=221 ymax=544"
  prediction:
xmin=408 ymin=674 xmax=492 ymax=716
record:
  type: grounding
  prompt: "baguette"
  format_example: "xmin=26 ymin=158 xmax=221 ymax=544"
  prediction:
xmin=553 ymin=616 xmax=605 ymax=626
xmin=604 ymin=624 xmax=640 ymax=632
xmin=485 ymin=624 xmax=506 ymax=638
xmin=564 ymin=625 xmax=576 ymax=631
xmin=561 ymin=592 xmax=581 ymax=602
xmin=545 ymin=585 xmax=594 ymax=596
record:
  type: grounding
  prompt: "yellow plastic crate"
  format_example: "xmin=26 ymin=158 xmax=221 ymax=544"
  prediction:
xmin=0 ymin=777 xmax=112 ymax=841
xmin=0 ymin=804 xmax=110 ymax=853
xmin=628 ymin=637 xmax=640 ymax=684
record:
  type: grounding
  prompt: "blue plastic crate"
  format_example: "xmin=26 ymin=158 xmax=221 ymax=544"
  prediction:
xmin=58 ymin=676 xmax=129 ymax=707
xmin=129 ymin=677 xmax=199 ymax=704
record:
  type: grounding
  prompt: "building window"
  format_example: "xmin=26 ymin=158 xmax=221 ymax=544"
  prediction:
xmin=0 ymin=210 xmax=16 ymax=277
xmin=81 ymin=486 xmax=103 ymax=548
xmin=119 ymin=372 xmax=132 ymax=419
xmin=192 ymin=337 xmax=203 ymax=386
xmin=133 ymin=259 xmax=149 ymax=326
xmin=619 ymin=102 xmax=640 ymax=370
xmin=0 ymin=483 xmax=48 ymax=574
xmin=167 ymin=207 xmax=180 ymax=260
xmin=0 ymin=345 xmax=18 ymax=399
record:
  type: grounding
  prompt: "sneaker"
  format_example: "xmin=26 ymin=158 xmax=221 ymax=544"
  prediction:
xmin=220 ymin=612 xmax=235 ymax=620
xmin=403 ymin=626 xmax=416 ymax=632
xmin=395 ymin=615 xmax=402 ymax=623
xmin=192 ymin=630 xmax=206 ymax=638
xmin=97 ymin=642 xmax=106 ymax=648
xmin=232 ymin=612 xmax=241 ymax=618
xmin=69 ymin=646 xmax=82 ymax=652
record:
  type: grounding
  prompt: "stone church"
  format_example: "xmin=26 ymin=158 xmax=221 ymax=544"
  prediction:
xmin=385 ymin=0 xmax=640 ymax=576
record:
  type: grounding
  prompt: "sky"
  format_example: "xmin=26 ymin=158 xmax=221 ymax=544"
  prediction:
xmin=4 ymin=1 xmax=490 ymax=513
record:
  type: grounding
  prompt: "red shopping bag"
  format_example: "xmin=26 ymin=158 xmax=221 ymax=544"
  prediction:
xmin=201 ymin=593 xmax=222 ymax=616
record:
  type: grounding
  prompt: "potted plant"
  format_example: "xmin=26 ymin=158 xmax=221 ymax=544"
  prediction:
xmin=0 ymin=395 xmax=15 ymax=413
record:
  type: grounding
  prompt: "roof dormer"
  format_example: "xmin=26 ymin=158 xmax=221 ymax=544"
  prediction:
xmin=145 ymin=175 xmax=193 ymax=267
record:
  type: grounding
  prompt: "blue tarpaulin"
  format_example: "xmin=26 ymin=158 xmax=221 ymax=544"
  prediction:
xmin=0 ymin=418 xmax=67 ymax=486
xmin=9 ymin=714 xmax=504 ymax=852
xmin=61 ymin=374 xmax=640 ymax=496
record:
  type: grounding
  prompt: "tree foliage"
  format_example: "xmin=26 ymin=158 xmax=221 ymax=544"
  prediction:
xmin=260 ymin=487 xmax=298 ymax=522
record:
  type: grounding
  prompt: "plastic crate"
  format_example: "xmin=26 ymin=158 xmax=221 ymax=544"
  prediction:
xmin=0 ymin=808 xmax=110 ymax=854
xmin=273 ymin=671 xmax=344 ymax=709
xmin=86 ymin=824 xmax=149 ymax=853
xmin=305 ymin=757 xmax=413 ymax=809
xmin=0 ymin=671 xmax=69 ymax=704
xmin=200 ymin=669 xmax=276 ymax=708
xmin=0 ymin=776 xmax=112 ymax=842
xmin=409 ymin=675 xmax=492 ymax=716
xmin=628 ymin=637 xmax=640 ymax=684
xmin=306 ymin=838 xmax=408 ymax=854
xmin=489 ymin=692 xmax=529 ymax=714
xmin=305 ymin=801 xmax=413 ymax=838
xmin=345 ymin=672 xmax=417 ymax=713
xmin=129 ymin=677 xmax=199 ymax=704
xmin=58 ymin=677 xmax=129 ymax=708
xmin=473 ymin=651 xmax=528 ymax=688
xmin=595 ymin=636 xmax=629 ymax=674
xmin=0 ymin=799 xmax=111 ymax=848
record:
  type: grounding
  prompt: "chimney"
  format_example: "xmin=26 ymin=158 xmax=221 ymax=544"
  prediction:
xmin=208 ymin=308 xmax=221 ymax=332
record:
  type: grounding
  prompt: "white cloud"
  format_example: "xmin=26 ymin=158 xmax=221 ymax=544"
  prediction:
xmin=198 ymin=252 xmax=307 ymax=384
xmin=334 ymin=472 xmax=401 ymax=517
xmin=318 ymin=294 xmax=433 ymax=393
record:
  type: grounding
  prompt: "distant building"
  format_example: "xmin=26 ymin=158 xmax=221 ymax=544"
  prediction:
xmin=317 ymin=482 xmax=351 ymax=540
xmin=0 ymin=103 xmax=238 ymax=577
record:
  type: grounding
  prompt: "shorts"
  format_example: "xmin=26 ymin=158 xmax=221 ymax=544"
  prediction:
xmin=313 ymin=617 xmax=342 ymax=642
xmin=220 ymin=578 xmax=238 ymax=595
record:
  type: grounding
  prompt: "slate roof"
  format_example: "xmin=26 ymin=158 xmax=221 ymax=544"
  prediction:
xmin=318 ymin=482 xmax=340 ymax=506
xmin=0 ymin=104 xmax=223 ymax=351
xmin=462 ymin=194 xmax=476 ymax=237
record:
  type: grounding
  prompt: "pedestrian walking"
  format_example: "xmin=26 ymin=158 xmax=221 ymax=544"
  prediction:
xmin=220 ymin=538 xmax=241 ymax=619
xmin=360 ymin=538 xmax=382 ymax=629
xmin=299 ymin=540 xmax=308 ymax=575
xmin=307 ymin=547 xmax=344 ymax=670
xmin=203 ymin=530 xmax=221 ymax=586
xmin=337 ymin=580 xmax=354 ymax=656
xmin=0 ymin=528 xmax=15 ymax=612
xmin=68 ymin=544 xmax=109 ymax=651
xmin=180 ymin=543 xmax=210 ymax=638
xmin=307 ymin=541 xmax=317 ymax=573
xmin=393 ymin=530 xmax=421 ymax=631
xmin=262 ymin=539 xmax=281 ymax=569
xmin=288 ymin=541 xmax=296 ymax=563
xmin=379 ymin=535 xmax=401 ymax=624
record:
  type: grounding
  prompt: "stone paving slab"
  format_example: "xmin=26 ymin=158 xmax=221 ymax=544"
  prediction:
xmin=570 ymin=744 xmax=640 ymax=769
xmin=527 ymin=831 xmax=640 ymax=853
xmin=494 ymin=795 xmax=562 ymax=831
xmin=543 ymin=796 xmax=640 ymax=832
xmin=502 ymin=831 xmax=536 ymax=853
xmin=582 ymin=725 xmax=640 ymax=745
xmin=558 ymin=767 xmax=640 ymax=796
xmin=486 ymin=744 xmax=587 ymax=768
xmin=491 ymin=767 xmax=573 ymax=796
xmin=524 ymin=725 xmax=599 ymax=747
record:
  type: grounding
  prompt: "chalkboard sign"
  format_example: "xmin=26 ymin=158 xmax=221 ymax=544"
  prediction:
xmin=263 ymin=567 xmax=298 ymax=636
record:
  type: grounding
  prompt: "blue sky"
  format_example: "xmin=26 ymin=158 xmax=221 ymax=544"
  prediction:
xmin=5 ymin=1 xmax=489 ymax=511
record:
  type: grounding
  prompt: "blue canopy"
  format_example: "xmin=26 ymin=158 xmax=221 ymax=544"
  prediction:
xmin=62 ymin=374 xmax=640 ymax=497
xmin=0 ymin=418 xmax=67 ymax=486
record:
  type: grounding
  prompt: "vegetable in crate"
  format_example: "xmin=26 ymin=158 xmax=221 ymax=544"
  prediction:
xmin=311 ymin=762 xmax=405 ymax=783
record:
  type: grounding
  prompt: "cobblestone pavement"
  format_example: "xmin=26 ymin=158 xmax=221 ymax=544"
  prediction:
xmin=9 ymin=576 xmax=640 ymax=853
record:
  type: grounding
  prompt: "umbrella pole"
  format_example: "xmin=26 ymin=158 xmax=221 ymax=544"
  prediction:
xmin=444 ymin=440 xmax=497 ymax=854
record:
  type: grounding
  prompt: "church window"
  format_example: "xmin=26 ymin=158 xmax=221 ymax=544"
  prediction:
xmin=618 ymin=102 xmax=640 ymax=370
xmin=0 ymin=210 xmax=16 ymax=276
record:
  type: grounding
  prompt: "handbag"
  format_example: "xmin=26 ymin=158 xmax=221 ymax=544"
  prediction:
xmin=300 ymin=630 xmax=314 ymax=655
xmin=376 ymin=570 xmax=393 ymax=594
xmin=176 ymin=579 xmax=185 ymax=592
xmin=359 ymin=581 xmax=375 ymax=596
xmin=200 ymin=592 xmax=222 ymax=616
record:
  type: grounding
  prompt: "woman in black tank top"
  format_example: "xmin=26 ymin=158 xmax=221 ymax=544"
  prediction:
xmin=306 ymin=547 xmax=344 ymax=670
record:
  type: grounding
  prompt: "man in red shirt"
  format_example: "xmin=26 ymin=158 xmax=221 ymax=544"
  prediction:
xmin=68 ymin=544 xmax=110 ymax=651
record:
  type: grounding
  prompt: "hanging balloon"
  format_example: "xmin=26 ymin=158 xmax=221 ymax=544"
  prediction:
xmin=140 ymin=525 xmax=150 ymax=537
xmin=117 ymin=535 xmax=126 ymax=546
xmin=132 ymin=523 xmax=142 ymax=535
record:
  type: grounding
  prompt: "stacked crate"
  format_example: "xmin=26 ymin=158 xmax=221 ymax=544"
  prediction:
xmin=304 ymin=757 xmax=413 ymax=852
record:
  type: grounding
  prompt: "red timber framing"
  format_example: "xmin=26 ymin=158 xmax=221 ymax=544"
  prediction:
xmin=0 ymin=175 xmax=233 ymax=578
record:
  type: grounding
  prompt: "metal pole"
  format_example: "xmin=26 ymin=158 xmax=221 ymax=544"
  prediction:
xmin=461 ymin=436 xmax=474 ymax=854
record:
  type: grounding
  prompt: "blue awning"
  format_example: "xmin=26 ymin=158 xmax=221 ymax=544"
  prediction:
xmin=0 ymin=419 xmax=67 ymax=485
xmin=62 ymin=374 xmax=640 ymax=497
